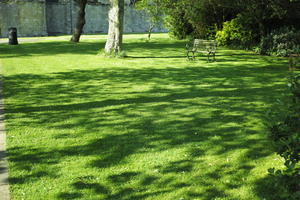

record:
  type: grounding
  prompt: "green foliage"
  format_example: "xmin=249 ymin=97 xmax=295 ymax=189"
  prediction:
xmin=204 ymin=25 xmax=218 ymax=40
xmin=164 ymin=13 xmax=193 ymax=39
xmin=135 ymin=0 xmax=164 ymax=38
xmin=157 ymin=0 xmax=300 ymax=46
xmin=216 ymin=16 xmax=254 ymax=47
xmin=268 ymin=74 xmax=300 ymax=200
xmin=256 ymin=27 xmax=300 ymax=56
xmin=157 ymin=0 xmax=195 ymax=39
xmin=159 ymin=0 xmax=240 ymax=39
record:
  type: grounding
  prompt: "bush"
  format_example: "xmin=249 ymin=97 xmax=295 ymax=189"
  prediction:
xmin=215 ymin=15 xmax=254 ymax=48
xmin=256 ymin=27 xmax=300 ymax=57
xmin=161 ymin=0 xmax=240 ymax=40
xmin=164 ymin=13 xmax=194 ymax=40
xmin=268 ymin=74 xmax=300 ymax=200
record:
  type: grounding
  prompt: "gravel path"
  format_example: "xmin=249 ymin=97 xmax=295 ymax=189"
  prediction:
xmin=0 ymin=60 xmax=10 ymax=200
xmin=0 ymin=36 xmax=105 ymax=44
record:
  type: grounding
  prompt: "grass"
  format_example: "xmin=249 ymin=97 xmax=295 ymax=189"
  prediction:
xmin=0 ymin=33 xmax=292 ymax=199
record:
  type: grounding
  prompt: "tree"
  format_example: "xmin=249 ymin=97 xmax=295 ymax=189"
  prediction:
xmin=104 ymin=0 xmax=125 ymax=55
xmin=154 ymin=0 xmax=300 ymax=42
xmin=135 ymin=0 xmax=163 ymax=40
xmin=155 ymin=0 xmax=240 ymax=39
xmin=70 ymin=0 xmax=88 ymax=43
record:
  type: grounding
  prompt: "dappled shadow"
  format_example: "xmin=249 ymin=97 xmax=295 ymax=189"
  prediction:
xmin=126 ymin=56 xmax=187 ymax=59
xmin=0 ymin=41 xmax=105 ymax=58
xmin=0 ymin=38 xmax=287 ymax=65
xmin=1 ymin=40 xmax=290 ymax=199
xmin=0 ymin=40 xmax=187 ymax=59
xmin=254 ymin=175 xmax=286 ymax=200
xmin=0 ymin=150 xmax=9 ymax=186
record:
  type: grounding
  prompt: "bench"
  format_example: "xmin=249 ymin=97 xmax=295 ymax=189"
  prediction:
xmin=186 ymin=39 xmax=217 ymax=61
xmin=289 ymin=54 xmax=300 ymax=71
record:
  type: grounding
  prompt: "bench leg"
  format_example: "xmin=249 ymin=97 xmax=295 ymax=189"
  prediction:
xmin=192 ymin=52 xmax=196 ymax=60
xmin=208 ymin=52 xmax=216 ymax=62
xmin=187 ymin=51 xmax=192 ymax=60
xmin=187 ymin=51 xmax=196 ymax=61
xmin=207 ymin=52 xmax=212 ymax=62
xmin=186 ymin=51 xmax=190 ymax=60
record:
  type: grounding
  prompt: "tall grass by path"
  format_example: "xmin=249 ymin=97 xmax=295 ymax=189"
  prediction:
xmin=0 ymin=34 xmax=290 ymax=200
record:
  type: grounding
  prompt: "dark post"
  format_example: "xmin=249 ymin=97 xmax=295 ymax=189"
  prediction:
xmin=8 ymin=27 xmax=18 ymax=45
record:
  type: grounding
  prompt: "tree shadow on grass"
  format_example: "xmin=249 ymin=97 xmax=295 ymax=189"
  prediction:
xmin=0 ymin=150 xmax=9 ymax=185
xmin=0 ymin=40 xmax=187 ymax=59
xmin=0 ymin=41 xmax=104 ymax=58
xmin=0 ymin=39 xmax=287 ymax=67
xmin=2 ymin=43 xmax=290 ymax=199
xmin=126 ymin=55 xmax=187 ymax=59
xmin=254 ymin=175 xmax=285 ymax=200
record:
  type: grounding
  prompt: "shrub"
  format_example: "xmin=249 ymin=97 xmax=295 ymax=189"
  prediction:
xmin=215 ymin=15 xmax=254 ymax=48
xmin=162 ymin=0 xmax=240 ymax=40
xmin=268 ymin=74 xmax=300 ymax=200
xmin=257 ymin=27 xmax=300 ymax=57
xmin=164 ymin=11 xmax=194 ymax=40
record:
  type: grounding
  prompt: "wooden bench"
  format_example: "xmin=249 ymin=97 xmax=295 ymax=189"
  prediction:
xmin=186 ymin=39 xmax=217 ymax=61
xmin=289 ymin=54 xmax=300 ymax=71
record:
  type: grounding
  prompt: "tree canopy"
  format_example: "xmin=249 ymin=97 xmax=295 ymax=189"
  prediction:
xmin=138 ymin=0 xmax=300 ymax=43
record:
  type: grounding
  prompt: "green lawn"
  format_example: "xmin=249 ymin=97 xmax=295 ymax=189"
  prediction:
xmin=0 ymin=34 xmax=290 ymax=200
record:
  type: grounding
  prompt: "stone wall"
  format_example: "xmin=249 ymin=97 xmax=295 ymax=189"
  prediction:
xmin=0 ymin=0 xmax=47 ymax=37
xmin=83 ymin=2 xmax=109 ymax=34
xmin=0 ymin=0 xmax=166 ymax=38
xmin=83 ymin=2 xmax=154 ymax=34
xmin=46 ymin=0 xmax=73 ymax=35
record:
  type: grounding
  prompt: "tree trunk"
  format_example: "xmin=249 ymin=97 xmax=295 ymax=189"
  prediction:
xmin=148 ymin=24 xmax=154 ymax=40
xmin=70 ymin=0 xmax=87 ymax=43
xmin=104 ymin=0 xmax=125 ymax=55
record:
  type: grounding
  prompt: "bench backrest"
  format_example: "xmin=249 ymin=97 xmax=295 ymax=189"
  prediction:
xmin=193 ymin=39 xmax=216 ymax=51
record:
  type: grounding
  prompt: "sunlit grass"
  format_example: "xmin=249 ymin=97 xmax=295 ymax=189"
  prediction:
xmin=0 ymin=34 xmax=291 ymax=199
